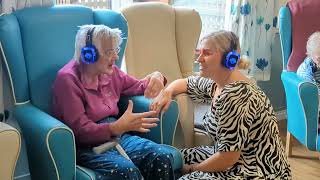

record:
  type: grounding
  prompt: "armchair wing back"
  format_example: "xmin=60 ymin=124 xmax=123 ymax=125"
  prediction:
xmin=0 ymin=6 xmax=128 ymax=111
xmin=279 ymin=0 xmax=320 ymax=154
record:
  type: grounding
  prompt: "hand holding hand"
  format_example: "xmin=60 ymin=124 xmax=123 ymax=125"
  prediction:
xmin=150 ymin=89 xmax=173 ymax=114
xmin=144 ymin=71 xmax=165 ymax=98
xmin=181 ymin=164 xmax=194 ymax=175
xmin=110 ymin=100 xmax=159 ymax=135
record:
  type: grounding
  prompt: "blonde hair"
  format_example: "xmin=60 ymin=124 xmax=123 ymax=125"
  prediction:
xmin=201 ymin=30 xmax=250 ymax=70
xmin=306 ymin=31 xmax=320 ymax=57
xmin=74 ymin=24 xmax=122 ymax=62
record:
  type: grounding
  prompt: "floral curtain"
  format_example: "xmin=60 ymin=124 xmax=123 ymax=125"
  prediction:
xmin=0 ymin=0 xmax=53 ymax=14
xmin=226 ymin=0 xmax=279 ymax=81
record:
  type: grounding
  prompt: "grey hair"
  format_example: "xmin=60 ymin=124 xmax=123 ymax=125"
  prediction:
xmin=74 ymin=24 xmax=122 ymax=62
xmin=306 ymin=31 xmax=320 ymax=57
xmin=200 ymin=30 xmax=250 ymax=70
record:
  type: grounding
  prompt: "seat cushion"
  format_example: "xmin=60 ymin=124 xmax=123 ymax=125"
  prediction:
xmin=76 ymin=166 xmax=96 ymax=180
xmin=287 ymin=0 xmax=320 ymax=71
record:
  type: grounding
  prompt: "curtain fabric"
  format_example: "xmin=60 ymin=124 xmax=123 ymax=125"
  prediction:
xmin=226 ymin=0 xmax=279 ymax=81
xmin=0 ymin=0 xmax=53 ymax=14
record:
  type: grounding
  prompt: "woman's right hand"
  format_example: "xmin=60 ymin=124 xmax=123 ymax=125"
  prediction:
xmin=150 ymin=89 xmax=173 ymax=114
xmin=110 ymin=100 xmax=159 ymax=135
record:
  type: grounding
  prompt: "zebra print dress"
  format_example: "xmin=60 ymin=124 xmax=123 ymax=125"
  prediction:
xmin=179 ymin=76 xmax=291 ymax=180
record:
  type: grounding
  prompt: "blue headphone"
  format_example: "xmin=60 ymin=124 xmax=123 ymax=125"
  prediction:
xmin=222 ymin=33 xmax=240 ymax=70
xmin=81 ymin=27 xmax=99 ymax=64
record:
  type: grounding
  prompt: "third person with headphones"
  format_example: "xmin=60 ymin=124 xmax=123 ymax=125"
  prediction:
xmin=150 ymin=30 xmax=292 ymax=179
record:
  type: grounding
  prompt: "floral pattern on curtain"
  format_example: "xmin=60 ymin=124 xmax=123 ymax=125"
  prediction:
xmin=0 ymin=0 xmax=53 ymax=14
xmin=226 ymin=0 xmax=279 ymax=81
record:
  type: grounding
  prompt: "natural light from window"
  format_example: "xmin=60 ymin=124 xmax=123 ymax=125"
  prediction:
xmin=57 ymin=0 xmax=228 ymax=39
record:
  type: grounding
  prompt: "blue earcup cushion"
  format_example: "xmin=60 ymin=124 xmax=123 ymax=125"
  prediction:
xmin=81 ymin=45 xmax=99 ymax=64
xmin=80 ymin=27 xmax=99 ymax=64
xmin=224 ymin=51 xmax=240 ymax=70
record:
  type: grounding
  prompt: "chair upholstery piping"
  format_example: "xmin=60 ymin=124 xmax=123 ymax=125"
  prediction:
xmin=76 ymin=165 xmax=94 ymax=180
xmin=47 ymin=127 xmax=76 ymax=180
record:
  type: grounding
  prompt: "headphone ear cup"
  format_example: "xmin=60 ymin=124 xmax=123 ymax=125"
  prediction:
xmin=223 ymin=51 xmax=240 ymax=70
xmin=81 ymin=45 xmax=99 ymax=64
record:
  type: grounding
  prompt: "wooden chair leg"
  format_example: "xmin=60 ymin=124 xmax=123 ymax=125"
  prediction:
xmin=286 ymin=132 xmax=293 ymax=157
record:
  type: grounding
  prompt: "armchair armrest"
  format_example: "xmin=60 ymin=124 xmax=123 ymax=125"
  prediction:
xmin=175 ymin=94 xmax=195 ymax=148
xmin=118 ymin=96 xmax=179 ymax=146
xmin=281 ymin=71 xmax=319 ymax=151
xmin=0 ymin=122 xmax=21 ymax=180
xmin=14 ymin=103 xmax=76 ymax=180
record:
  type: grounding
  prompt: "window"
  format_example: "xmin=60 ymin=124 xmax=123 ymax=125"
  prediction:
xmin=172 ymin=0 xmax=227 ymax=38
xmin=56 ymin=0 xmax=227 ymax=37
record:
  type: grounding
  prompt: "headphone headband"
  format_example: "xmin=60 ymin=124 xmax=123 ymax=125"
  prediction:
xmin=229 ymin=31 xmax=238 ymax=52
xmin=86 ymin=27 xmax=95 ymax=46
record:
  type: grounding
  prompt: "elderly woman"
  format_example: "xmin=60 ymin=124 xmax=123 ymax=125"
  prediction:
xmin=151 ymin=30 xmax=292 ymax=179
xmin=52 ymin=24 xmax=175 ymax=180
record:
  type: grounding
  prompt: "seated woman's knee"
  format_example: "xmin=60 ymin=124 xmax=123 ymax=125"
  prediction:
xmin=108 ymin=162 xmax=142 ymax=180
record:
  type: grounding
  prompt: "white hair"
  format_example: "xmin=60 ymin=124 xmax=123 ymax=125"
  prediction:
xmin=74 ymin=24 xmax=122 ymax=62
xmin=306 ymin=31 xmax=320 ymax=57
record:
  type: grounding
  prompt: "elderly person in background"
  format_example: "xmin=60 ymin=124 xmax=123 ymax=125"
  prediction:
xmin=297 ymin=32 xmax=320 ymax=86
xmin=52 ymin=24 xmax=175 ymax=180
xmin=297 ymin=32 xmax=320 ymax=133
xmin=151 ymin=30 xmax=292 ymax=179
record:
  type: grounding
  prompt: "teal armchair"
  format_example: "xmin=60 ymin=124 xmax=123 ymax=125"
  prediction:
xmin=279 ymin=0 xmax=320 ymax=156
xmin=0 ymin=5 xmax=181 ymax=180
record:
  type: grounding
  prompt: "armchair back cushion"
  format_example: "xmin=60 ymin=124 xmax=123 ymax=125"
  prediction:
xmin=122 ymin=2 xmax=201 ymax=82
xmin=286 ymin=0 xmax=320 ymax=71
xmin=0 ymin=6 xmax=128 ymax=179
xmin=0 ymin=6 xmax=127 ymax=112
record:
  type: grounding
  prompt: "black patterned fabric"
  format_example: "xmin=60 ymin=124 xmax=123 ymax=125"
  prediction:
xmin=179 ymin=76 xmax=291 ymax=179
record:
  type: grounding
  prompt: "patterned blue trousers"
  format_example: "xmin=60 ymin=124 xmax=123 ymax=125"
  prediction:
xmin=77 ymin=117 xmax=175 ymax=180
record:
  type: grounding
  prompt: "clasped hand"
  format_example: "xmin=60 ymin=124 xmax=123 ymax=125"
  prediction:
xmin=149 ymin=89 xmax=173 ymax=114
xmin=143 ymin=71 xmax=165 ymax=99
xmin=110 ymin=100 xmax=159 ymax=135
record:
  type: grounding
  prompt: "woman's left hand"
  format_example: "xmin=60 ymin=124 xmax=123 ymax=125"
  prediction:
xmin=144 ymin=71 xmax=165 ymax=98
